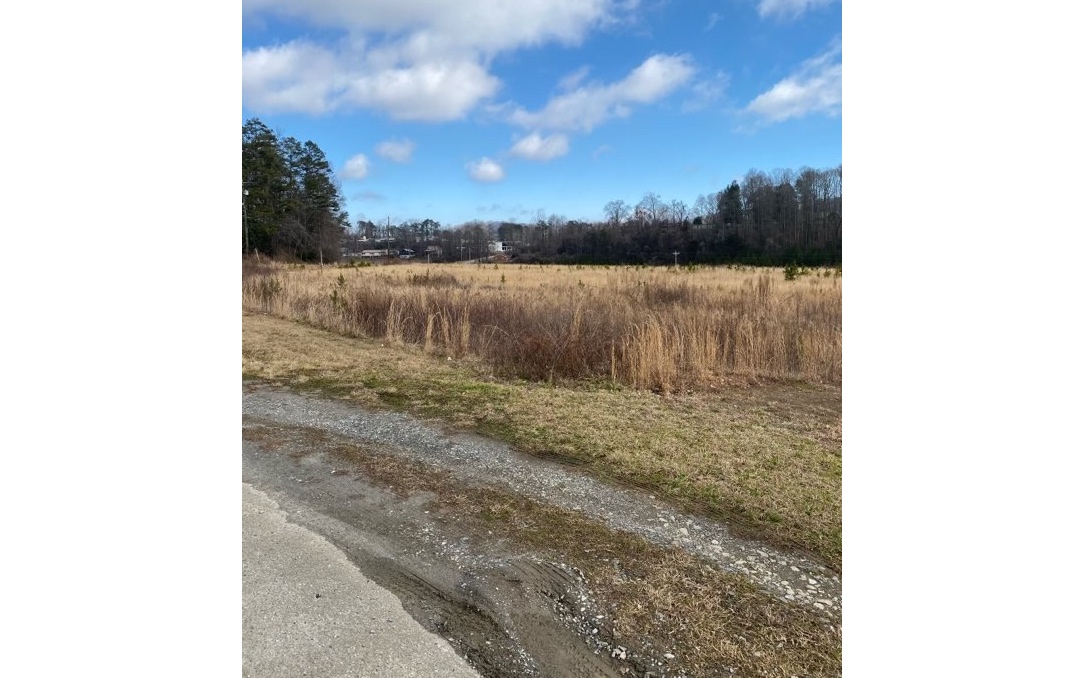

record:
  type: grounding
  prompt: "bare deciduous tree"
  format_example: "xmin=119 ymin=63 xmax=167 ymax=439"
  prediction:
xmin=669 ymin=199 xmax=689 ymax=225
xmin=604 ymin=199 xmax=630 ymax=225
xmin=636 ymin=192 xmax=663 ymax=222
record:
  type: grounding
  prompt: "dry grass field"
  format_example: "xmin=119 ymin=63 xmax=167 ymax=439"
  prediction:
xmin=242 ymin=258 xmax=842 ymax=568
xmin=243 ymin=258 xmax=841 ymax=393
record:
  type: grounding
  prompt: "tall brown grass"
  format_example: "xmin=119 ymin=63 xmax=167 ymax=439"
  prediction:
xmin=242 ymin=260 xmax=841 ymax=392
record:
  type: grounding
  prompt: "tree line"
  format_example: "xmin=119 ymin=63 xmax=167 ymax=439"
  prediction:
xmin=242 ymin=118 xmax=840 ymax=266
xmin=242 ymin=118 xmax=350 ymax=261
xmin=520 ymin=165 xmax=841 ymax=266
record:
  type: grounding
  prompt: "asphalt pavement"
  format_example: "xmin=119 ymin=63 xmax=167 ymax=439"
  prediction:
xmin=242 ymin=483 xmax=482 ymax=678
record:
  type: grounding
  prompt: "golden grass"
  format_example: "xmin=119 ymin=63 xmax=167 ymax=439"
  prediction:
xmin=242 ymin=260 xmax=841 ymax=392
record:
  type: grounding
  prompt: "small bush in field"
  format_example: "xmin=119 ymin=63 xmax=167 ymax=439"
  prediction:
xmin=407 ymin=270 xmax=462 ymax=288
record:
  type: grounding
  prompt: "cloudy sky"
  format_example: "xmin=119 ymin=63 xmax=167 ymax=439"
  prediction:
xmin=242 ymin=0 xmax=841 ymax=227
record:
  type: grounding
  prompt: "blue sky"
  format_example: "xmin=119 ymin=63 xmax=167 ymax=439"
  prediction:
xmin=242 ymin=0 xmax=841 ymax=228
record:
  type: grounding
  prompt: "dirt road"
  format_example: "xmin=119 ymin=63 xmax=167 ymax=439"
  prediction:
xmin=242 ymin=381 xmax=841 ymax=677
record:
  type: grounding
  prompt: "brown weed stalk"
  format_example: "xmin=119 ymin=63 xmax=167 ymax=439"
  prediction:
xmin=242 ymin=261 xmax=841 ymax=391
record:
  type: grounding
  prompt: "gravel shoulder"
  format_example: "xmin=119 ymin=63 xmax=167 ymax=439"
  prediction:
xmin=242 ymin=380 xmax=841 ymax=677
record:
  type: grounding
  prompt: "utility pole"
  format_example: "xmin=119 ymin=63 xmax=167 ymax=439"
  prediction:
xmin=243 ymin=189 xmax=250 ymax=254
xmin=673 ymin=250 xmax=679 ymax=269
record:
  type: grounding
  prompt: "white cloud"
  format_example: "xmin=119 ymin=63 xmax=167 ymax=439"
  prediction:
xmin=509 ymin=132 xmax=570 ymax=161
xmin=745 ymin=44 xmax=841 ymax=122
xmin=241 ymin=41 xmax=342 ymax=114
xmin=243 ymin=1 xmax=630 ymax=119
xmin=621 ymin=54 xmax=694 ymax=102
xmin=376 ymin=139 xmax=416 ymax=163
xmin=244 ymin=0 xmax=616 ymax=54
xmin=341 ymin=153 xmax=370 ymax=179
xmin=343 ymin=60 xmax=500 ymax=120
xmin=506 ymin=54 xmax=695 ymax=132
xmin=242 ymin=41 xmax=500 ymax=119
xmin=757 ymin=0 xmax=835 ymax=20
xmin=466 ymin=157 xmax=505 ymax=182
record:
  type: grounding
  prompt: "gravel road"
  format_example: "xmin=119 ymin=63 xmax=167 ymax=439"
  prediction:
xmin=242 ymin=380 xmax=840 ymax=677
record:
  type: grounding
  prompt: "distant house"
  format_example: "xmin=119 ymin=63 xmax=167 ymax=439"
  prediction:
xmin=489 ymin=241 xmax=512 ymax=253
xmin=360 ymin=249 xmax=391 ymax=258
